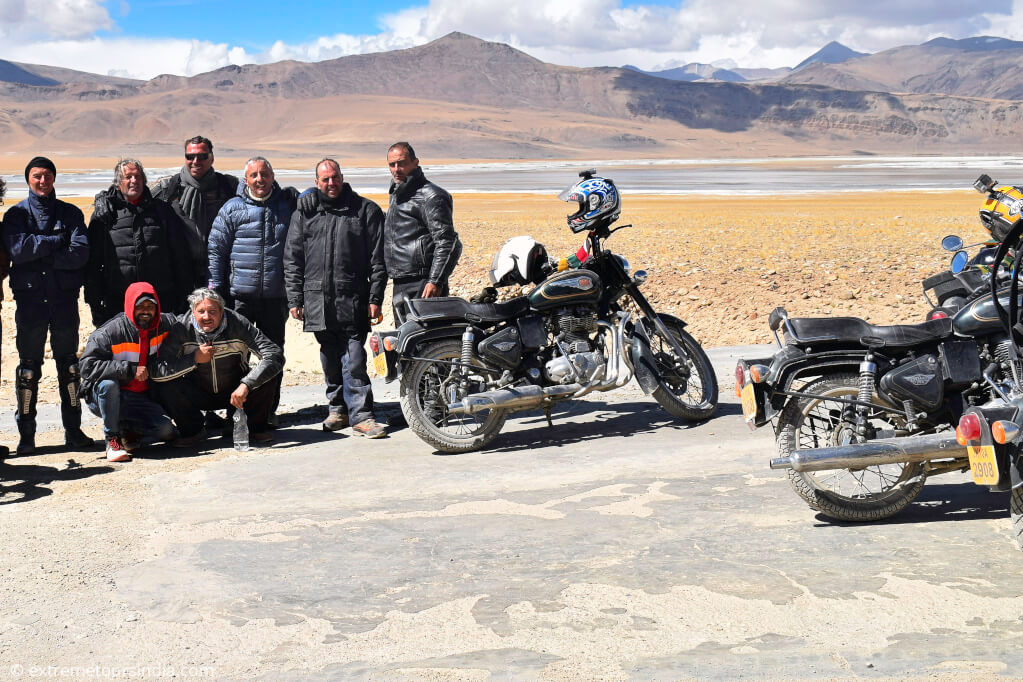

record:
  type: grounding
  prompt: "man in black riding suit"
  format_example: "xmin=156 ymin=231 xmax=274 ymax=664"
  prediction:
xmin=2 ymin=157 xmax=95 ymax=454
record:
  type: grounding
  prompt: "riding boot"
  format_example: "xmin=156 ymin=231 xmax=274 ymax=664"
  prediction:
xmin=58 ymin=362 xmax=94 ymax=449
xmin=15 ymin=362 xmax=40 ymax=455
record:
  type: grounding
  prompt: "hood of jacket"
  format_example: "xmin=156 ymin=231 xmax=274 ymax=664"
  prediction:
xmin=123 ymin=281 xmax=162 ymax=331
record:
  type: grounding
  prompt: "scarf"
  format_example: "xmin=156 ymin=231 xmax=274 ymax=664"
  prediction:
xmin=177 ymin=167 xmax=221 ymax=224
xmin=190 ymin=309 xmax=228 ymax=345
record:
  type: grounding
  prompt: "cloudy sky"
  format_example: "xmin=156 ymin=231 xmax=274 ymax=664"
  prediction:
xmin=0 ymin=0 xmax=1020 ymax=79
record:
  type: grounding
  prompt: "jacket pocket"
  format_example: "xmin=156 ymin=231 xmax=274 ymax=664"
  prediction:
xmin=9 ymin=269 xmax=43 ymax=294
xmin=303 ymin=280 xmax=325 ymax=327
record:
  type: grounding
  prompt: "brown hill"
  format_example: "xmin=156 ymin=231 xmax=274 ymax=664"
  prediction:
xmin=782 ymin=36 xmax=1023 ymax=99
xmin=2 ymin=32 xmax=1023 ymax=160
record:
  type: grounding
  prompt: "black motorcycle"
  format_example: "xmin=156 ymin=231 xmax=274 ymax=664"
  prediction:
xmin=371 ymin=174 xmax=717 ymax=453
xmin=735 ymin=174 xmax=1023 ymax=545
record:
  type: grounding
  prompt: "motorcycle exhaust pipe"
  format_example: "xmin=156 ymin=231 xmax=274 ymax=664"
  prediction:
xmin=770 ymin=432 xmax=961 ymax=472
xmin=447 ymin=384 xmax=581 ymax=416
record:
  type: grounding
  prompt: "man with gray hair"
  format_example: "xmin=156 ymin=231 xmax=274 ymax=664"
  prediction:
xmin=208 ymin=156 xmax=297 ymax=423
xmin=86 ymin=158 xmax=195 ymax=324
xmin=152 ymin=287 xmax=284 ymax=446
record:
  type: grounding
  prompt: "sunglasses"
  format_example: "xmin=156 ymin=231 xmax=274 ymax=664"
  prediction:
xmin=185 ymin=153 xmax=210 ymax=161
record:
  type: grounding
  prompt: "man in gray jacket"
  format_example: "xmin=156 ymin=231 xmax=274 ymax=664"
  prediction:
xmin=384 ymin=142 xmax=462 ymax=324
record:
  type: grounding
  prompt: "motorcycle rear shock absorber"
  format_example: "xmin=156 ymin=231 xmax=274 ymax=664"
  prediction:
xmin=855 ymin=352 xmax=876 ymax=440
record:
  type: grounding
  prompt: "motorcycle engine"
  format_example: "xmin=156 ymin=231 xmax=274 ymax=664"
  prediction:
xmin=545 ymin=306 xmax=605 ymax=384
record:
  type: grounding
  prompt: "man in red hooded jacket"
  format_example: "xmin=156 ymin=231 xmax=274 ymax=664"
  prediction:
xmin=79 ymin=282 xmax=177 ymax=462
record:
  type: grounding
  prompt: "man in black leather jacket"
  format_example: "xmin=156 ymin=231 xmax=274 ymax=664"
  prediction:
xmin=384 ymin=142 xmax=462 ymax=324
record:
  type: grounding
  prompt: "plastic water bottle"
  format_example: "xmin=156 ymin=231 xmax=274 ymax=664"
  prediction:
xmin=233 ymin=409 xmax=250 ymax=451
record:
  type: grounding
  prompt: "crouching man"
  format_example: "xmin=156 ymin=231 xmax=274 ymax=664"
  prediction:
xmin=152 ymin=288 xmax=283 ymax=446
xmin=79 ymin=282 xmax=178 ymax=462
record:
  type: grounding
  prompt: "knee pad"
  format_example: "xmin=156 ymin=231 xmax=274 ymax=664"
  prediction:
xmin=16 ymin=363 xmax=41 ymax=389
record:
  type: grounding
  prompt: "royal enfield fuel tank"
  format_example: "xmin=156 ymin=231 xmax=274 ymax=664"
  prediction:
xmin=528 ymin=269 xmax=602 ymax=311
xmin=952 ymin=288 xmax=1023 ymax=336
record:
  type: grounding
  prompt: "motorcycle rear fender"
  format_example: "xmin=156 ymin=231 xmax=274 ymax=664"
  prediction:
xmin=396 ymin=321 xmax=469 ymax=357
xmin=764 ymin=347 xmax=869 ymax=418
xmin=629 ymin=313 xmax=689 ymax=395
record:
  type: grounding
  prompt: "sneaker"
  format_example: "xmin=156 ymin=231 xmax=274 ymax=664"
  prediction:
xmin=105 ymin=436 xmax=131 ymax=462
xmin=171 ymin=427 xmax=208 ymax=448
xmin=352 ymin=419 xmax=387 ymax=439
xmin=122 ymin=431 xmax=143 ymax=453
xmin=322 ymin=412 xmax=350 ymax=431
xmin=65 ymin=428 xmax=95 ymax=449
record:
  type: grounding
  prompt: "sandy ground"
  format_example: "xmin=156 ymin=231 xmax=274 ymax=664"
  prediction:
xmin=0 ymin=189 xmax=982 ymax=412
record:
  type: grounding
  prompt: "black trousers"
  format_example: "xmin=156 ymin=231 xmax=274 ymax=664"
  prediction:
xmin=232 ymin=297 xmax=287 ymax=413
xmin=14 ymin=293 xmax=82 ymax=433
xmin=154 ymin=374 xmax=276 ymax=437
xmin=391 ymin=278 xmax=449 ymax=325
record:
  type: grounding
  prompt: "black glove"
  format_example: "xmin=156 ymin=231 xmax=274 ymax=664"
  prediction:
xmin=297 ymin=190 xmax=319 ymax=215
xmin=470 ymin=286 xmax=498 ymax=304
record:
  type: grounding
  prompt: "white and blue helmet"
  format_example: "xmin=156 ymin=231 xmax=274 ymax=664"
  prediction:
xmin=558 ymin=170 xmax=621 ymax=233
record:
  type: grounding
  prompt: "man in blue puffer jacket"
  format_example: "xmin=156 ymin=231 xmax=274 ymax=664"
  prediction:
xmin=208 ymin=156 xmax=298 ymax=422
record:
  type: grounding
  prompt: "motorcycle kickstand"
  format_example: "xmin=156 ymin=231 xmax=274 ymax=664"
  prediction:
xmin=544 ymin=406 xmax=554 ymax=428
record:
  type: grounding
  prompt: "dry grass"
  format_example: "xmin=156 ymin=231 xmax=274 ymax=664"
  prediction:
xmin=0 ymin=190 xmax=985 ymax=407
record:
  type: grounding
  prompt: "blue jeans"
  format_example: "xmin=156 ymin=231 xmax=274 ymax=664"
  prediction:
xmin=313 ymin=329 xmax=374 ymax=424
xmin=86 ymin=380 xmax=176 ymax=442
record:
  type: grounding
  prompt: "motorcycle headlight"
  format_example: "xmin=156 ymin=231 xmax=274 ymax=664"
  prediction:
xmin=615 ymin=255 xmax=630 ymax=273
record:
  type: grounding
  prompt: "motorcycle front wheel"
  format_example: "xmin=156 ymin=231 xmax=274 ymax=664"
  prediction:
xmin=646 ymin=316 xmax=718 ymax=420
xmin=399 ymin=339 xmax=507 ymax=453
xmin=776 ymin=373 xmax=927 ymax=522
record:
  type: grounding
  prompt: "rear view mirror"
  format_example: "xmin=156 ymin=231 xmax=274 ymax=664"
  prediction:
xmin=941 ymin=235 xmax=964 ymax=252
xmin=951 ymin=250 xmax=969 ymax=274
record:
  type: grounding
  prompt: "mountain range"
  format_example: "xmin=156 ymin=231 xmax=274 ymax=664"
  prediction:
xmin=0 ymin=32 xmax=1022 ymax=161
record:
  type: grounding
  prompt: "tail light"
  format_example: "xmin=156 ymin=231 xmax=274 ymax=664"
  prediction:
xmin=928 ymin=310 xmax=949 ymax=320
xmin=956 ymin=413 xmax=982 ymax=445
xmin=369 ymin=335 xmax=381 ymax=354
xmin=734 ymin=362 xmax=748 ymax=397
xmin=993 ymin=420 xmax=1020 ymax=444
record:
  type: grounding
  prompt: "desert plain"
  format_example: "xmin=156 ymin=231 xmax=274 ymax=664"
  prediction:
xmin=0 ymin=185 xmax=984 ymax=413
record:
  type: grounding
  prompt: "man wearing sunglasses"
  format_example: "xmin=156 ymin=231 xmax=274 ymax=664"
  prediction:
xmin=153 ymin=136 xmax=239 ymax=289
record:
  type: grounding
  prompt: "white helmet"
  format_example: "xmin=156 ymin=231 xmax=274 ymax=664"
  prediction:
xmin=488 ymin=236 xmax=551 ymax=286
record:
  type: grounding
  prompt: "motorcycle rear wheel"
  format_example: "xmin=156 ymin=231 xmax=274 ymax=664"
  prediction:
xmin=399 ymin=339 xmax=507 ymax=453
xmin=648 ymin=317 xmax=718 ymax=420
xmin=776 ymin=373 xmax=927 ymax=522
xmin=1011 ymin=486 xmax=1023 ymax=551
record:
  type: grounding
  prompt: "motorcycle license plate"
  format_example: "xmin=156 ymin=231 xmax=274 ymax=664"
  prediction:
xmin=741 ymin=383 xmax=758 ymax=424
xmin=967 ymin=444 xmax=999 ymax=485
xmin=372 ymin=351 xmax=390 ymax=379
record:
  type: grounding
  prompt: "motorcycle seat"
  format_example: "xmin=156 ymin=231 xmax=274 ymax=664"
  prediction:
xmin=405 ymin=295 xmax=530 ymax=324
xmin=786 ymin=316 xmax=953 ymax=349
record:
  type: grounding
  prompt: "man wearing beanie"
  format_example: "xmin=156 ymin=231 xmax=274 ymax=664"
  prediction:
xmin=1 ymin=156 xmax=95 ymax=454
xmin=284 ymin=158 xmax=388 ymax=438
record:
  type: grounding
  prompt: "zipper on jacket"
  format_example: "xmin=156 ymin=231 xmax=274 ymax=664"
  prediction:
xmin=210 ymin=345 xmax=218 ymax=393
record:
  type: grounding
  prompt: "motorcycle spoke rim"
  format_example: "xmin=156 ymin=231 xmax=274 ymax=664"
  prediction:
xmin=797 ymin=390 xmax=920 ymax=500
xmin=416 ymin=360 xmax=494 ymax=438
xmin=651 ymin=338 xmax=706 ymax=406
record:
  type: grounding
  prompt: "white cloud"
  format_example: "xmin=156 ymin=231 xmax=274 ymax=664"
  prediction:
xmin=2 ymin=0 xmax=1023 ymax=78
xmin=0 ymin=0 xmax=111 ymax=40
